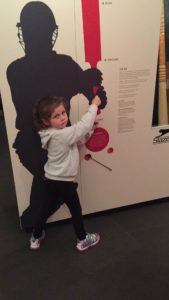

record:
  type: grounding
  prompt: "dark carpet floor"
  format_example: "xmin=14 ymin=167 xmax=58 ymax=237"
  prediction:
xmin=1 ymin=114 xmax=169 ymax=300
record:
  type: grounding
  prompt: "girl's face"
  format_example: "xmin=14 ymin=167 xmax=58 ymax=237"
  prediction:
xmin=48 ymin=104 xmax=68 ymax=129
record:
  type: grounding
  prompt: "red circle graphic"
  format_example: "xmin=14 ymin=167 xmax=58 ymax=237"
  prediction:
xmin=85 ymin=127 xmax=109 ymax=152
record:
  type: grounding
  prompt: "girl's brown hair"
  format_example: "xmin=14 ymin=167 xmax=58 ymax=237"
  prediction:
xmin=33 ymin=96 xmax=69 ymax=131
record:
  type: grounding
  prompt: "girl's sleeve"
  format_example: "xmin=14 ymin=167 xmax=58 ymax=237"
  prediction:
xmin=61 ymin=105 xmax=97 ymax=145
xmin=77 ymin=125 xmax=96 ymax=146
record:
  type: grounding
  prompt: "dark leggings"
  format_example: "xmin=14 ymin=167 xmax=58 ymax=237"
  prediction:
xmin=33 ymin=179 xmax=87 ymax=240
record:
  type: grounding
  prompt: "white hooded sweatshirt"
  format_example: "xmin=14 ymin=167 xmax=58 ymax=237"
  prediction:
xmin=39 ymin=104 xmax=97 ymax=181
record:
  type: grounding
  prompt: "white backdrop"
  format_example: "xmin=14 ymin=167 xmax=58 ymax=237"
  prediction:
xmin=1 ymin=0 xmax=168 ymax=224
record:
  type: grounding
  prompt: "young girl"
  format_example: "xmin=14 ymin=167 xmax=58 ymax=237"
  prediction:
xmin=31 ymin=94 xmax=101 ymax=251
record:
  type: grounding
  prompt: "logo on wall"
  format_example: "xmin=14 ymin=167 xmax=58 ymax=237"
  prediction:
xmin=153 ymin=128 xmax=169 ymax=143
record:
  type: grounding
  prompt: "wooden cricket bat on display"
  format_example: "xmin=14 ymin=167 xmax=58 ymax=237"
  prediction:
xmin=158 ymin=1 xmax=168 ymax=125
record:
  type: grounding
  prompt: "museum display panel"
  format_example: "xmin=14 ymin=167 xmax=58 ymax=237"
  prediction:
xmin=0 ymin=0 xmax=168 ymax=224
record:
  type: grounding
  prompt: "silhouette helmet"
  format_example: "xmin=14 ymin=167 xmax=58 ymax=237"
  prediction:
xmin=17 ymin=1 xmax=58 ymax=51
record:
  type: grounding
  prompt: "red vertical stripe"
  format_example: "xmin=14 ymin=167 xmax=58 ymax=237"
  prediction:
xmin=81 ymin=0 xmax=101 ymax=68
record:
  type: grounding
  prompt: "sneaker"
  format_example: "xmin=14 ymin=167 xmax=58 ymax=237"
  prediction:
xmin=30 ymin=230 xmax=45 ymax=250
xmin=76 ymin=233 xmax=100 ymax=252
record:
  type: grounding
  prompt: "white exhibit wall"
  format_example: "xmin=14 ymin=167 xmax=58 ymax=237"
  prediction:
xmin=1 ymin=0 xmax=169 ymax=223
xmin=76 ymin=0 xmax=169 ymax=213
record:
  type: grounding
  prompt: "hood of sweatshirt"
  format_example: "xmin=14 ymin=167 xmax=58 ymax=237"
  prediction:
xmin=39 ymin=128 xmax=56 ymax=149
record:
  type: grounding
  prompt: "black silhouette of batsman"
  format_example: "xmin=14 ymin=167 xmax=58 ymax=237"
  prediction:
xmin=7 ymin=1 xmax=107 ymax=230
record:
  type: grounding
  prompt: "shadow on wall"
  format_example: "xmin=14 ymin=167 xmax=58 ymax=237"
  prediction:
xmin=6 ymin=1 xmax=107 ymax=229
xmin=0 ymin=94 xmax=4 ymax=119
